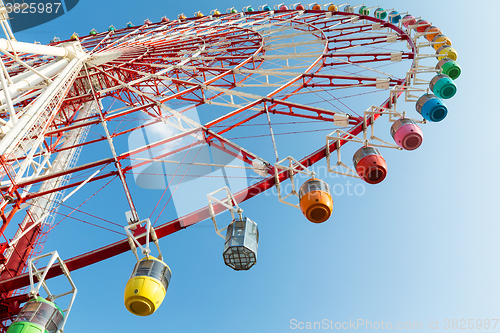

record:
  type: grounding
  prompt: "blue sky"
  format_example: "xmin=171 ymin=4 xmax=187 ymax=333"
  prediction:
xmin=10 ymin=0 xmax=500 ymax=332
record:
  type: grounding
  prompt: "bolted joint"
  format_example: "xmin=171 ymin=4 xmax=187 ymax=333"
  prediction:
xmin=3 ymin=195 xmax=15 ymax=204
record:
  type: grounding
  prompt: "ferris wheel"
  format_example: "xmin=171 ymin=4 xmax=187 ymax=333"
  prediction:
xmin=0 ymin=1 xmax=460 ymax=331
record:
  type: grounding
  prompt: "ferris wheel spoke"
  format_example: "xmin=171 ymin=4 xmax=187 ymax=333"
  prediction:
xmin=84 ymin=33 xmax=114 ymax=54
xmin=301 ymin=73 xmax=403 ymax=88
xmin=133 ymin=157 xmax=259 ymax=172
xmin=83 ymin=65 xmax=170 ymax=117
xmin=205 ymin=93 xmax=351 ymax=136
xmin=249 ymin=14 xmax=307 ymax=31
xmin=325 ymin=51 xmax=413 ymax=65
xmin=325 ymin=23 xmax=378 ymax=38
xmin=85 ymin=31 xmax=131 ymax=53
xmin=238 ymin=13 xmax=288 ymax=29
xmin=264 ymin=39 xmax=326 ymax=51
xmin=125 ymin=125 xmax=270 ymax=177
xmin=16 ymin=123 xmax=204 ymax=202
xmin=326 ymin=55 xmax=404 ymax=78
xmin=328 ymin=36 xmax=402 ymax=53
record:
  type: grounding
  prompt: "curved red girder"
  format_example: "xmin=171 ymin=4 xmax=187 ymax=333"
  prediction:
xmin=0 ymin=8 xmax=416 ymax=308
xmin=0 ymin=84 xmax=408 ymax=294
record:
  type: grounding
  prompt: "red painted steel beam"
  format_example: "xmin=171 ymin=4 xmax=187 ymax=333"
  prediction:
xmin=0 ymin=89 xmax=403 ymax=294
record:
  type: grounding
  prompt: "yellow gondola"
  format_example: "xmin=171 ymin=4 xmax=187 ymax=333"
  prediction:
xmin=124 ymin=256 xmax=171 ymax=316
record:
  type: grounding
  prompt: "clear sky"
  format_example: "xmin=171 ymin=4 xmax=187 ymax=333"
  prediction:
xmin=10 ymin=0 xmax=500 ymax=332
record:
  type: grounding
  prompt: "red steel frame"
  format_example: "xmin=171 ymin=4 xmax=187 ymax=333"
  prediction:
xmin=0 ymin=8 xmax=415 ymax=327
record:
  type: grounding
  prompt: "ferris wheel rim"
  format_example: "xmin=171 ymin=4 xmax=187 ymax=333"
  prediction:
xmin=0 ymin=8 xmax=419 ymax=295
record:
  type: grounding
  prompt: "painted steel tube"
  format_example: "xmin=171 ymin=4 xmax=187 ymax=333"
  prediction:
xmin=0 ymin=57 xmax=81 ymax=156
xmin=0 ymin=59 xmax=70 ymax=105
xmin=8 ymin=61 xmax=57 ymax=84
xmin=0 ymin=38 xmax=69 ymax=58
